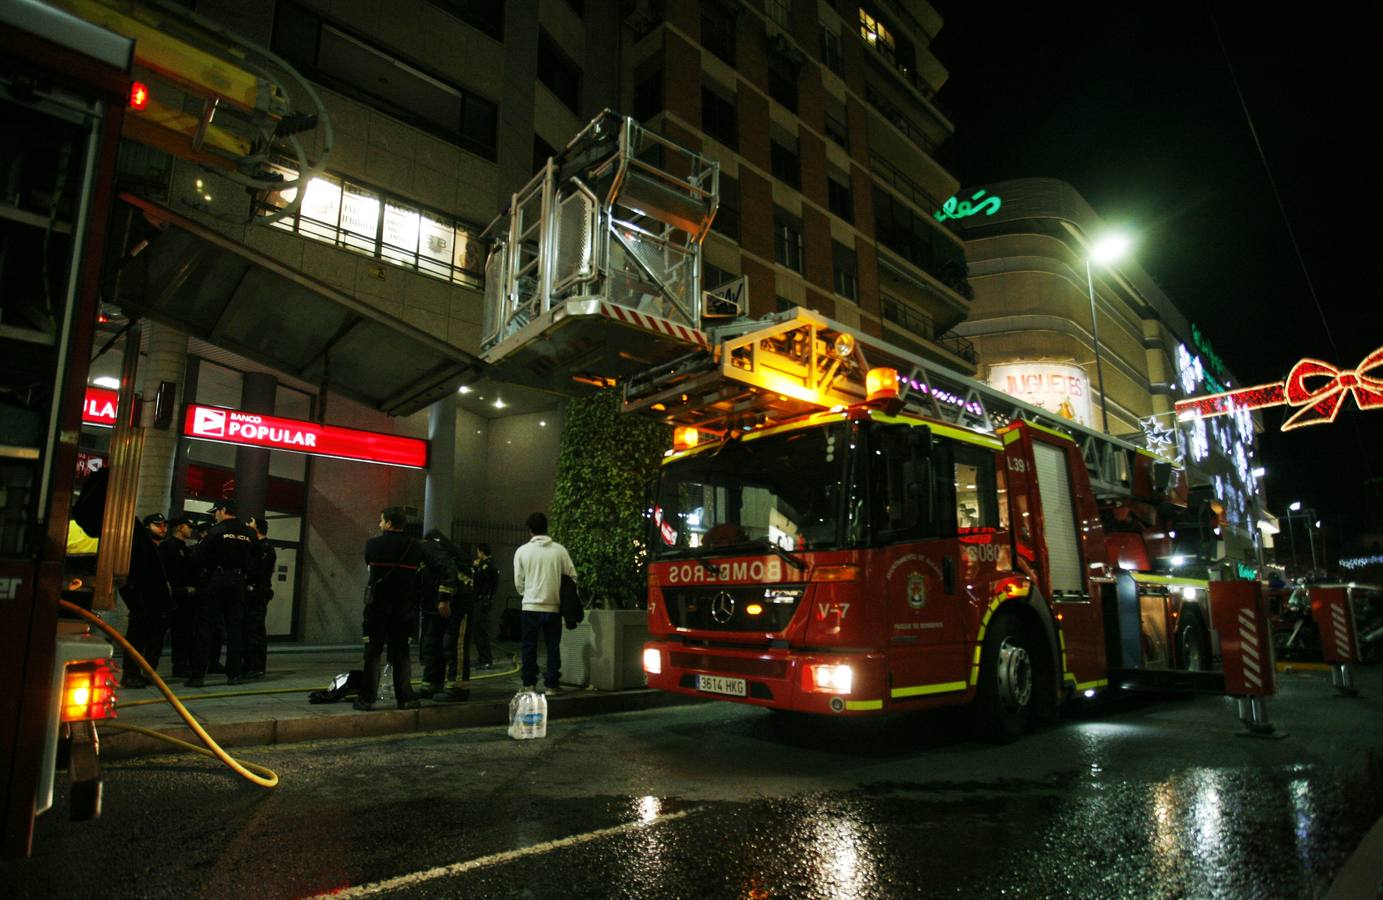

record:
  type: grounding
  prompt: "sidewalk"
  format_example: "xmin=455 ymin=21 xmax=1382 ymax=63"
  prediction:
xmin=102 ymin=642 xmax=698 ymax=760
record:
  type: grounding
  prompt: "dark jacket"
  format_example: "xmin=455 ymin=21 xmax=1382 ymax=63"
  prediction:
xmin=121 ymin=523 xmax=171 ymax=611
xmin=471 ymin=556 xmax=498 ymax=601
xmin=364 ymin=530 xmax=423 ymax=611
xmin=419 ymin=538 xmax=459 ymax=610
xmin=158 ymin=535 xmax=197 ymax=602
xmin=194 ymin=518 xmax=255 ymax=579
xmin=248 ymin=538 xmax=277 ymax=601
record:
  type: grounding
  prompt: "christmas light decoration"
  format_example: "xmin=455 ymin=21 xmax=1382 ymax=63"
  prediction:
xmin=1175 ymin=345 xmax=1383 ymax=432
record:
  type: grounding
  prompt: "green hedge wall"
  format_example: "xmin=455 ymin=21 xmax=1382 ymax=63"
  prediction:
xmin=550 ymin=391 xmax=670 ymax=608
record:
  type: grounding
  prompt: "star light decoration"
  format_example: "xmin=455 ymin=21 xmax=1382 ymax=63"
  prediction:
xmin=1139 ymin=415 xmax=1179 ymax=461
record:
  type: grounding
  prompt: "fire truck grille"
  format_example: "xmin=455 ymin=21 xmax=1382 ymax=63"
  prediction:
xmin=665 ymin=585 xmax=804 ymax=632
xmin=669 ymin=652 xmax=788 ymax=678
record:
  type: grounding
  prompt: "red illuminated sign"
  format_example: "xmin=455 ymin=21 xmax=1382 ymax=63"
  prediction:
xmin=1175 ymin=345 xmax=1383 ymax=432
xmin=182 ymin=405 xmax=428 ymax=468
xmin=82 ymin=387 xmax=119 ymax=427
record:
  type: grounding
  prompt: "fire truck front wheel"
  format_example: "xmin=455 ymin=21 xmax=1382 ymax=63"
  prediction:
xmin=973 ymin=613 xmax=1035 ymax=743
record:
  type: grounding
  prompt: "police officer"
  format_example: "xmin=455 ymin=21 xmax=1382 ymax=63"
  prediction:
xmin=244 ymin=515 xmax=277 ymax=680
xmin=159 ymin=517 xmax=198 ymax=678
xmin=188 ymin=500 xmax=254 ymax=687
xmin=119 ymin=514 xmax=172 ymax=688
xmin=417 ymin=529 xmax=462 ymax=698
xmin=357 ymin=507 xmax=424 ymax=711
xmin=469 ymin=543 xmax=498 ymax=669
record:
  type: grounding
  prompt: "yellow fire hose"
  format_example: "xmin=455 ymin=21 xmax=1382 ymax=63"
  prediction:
xmin=59 ymin=600 xmax=280 ymax=789
xmin=59 ymin=600 xmax=523 ymax=790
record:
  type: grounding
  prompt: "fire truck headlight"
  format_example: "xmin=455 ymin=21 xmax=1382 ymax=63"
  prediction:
xmin=642 ymin=647 xmax=662 ymax=675
xmin=809 ymin=664 xmax=853 ymax=694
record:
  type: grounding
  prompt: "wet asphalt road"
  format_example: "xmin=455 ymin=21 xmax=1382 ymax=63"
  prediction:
xmin=5 ymin=666 xmax=1383 ymax=899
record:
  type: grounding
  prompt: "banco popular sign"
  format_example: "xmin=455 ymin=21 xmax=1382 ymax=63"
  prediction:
xmin=183 ymin=405 xmax=428 ymax=468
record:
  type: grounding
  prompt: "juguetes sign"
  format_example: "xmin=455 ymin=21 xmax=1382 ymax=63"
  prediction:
xmin=182 ymin=404 xmax=428 ymax=468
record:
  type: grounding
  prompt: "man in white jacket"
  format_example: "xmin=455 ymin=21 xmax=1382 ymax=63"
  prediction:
xmin=513 ymin=511 xmax=577 ymax=692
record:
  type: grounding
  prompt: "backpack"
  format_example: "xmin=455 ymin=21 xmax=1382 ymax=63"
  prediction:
xmin=560 ymin=574 xmax=584 ymax=630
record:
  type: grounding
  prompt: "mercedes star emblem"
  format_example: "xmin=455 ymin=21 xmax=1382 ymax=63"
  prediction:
xmin=711 ymin=590 xmax=736 ymax=624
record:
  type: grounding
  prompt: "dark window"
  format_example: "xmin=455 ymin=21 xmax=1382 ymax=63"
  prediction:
xmin=533 ymin=136 xmax=556 ymax=173
xmin=773 ymin=207 xmax=803 ymax=273
xmin=820 ymin=24 xmax=844 ymax=75
xmin=712 ymin=175 xmax=740 ymax=240
xmin=704 ymin=262 xmax=737 ymax=289
xmin=537 ymin=30 xmax=581 ymax=113
xmin=767 ymin=54 xmax=798 ymax=112
xmin=701 ymin=2 xmax=736 ymax=65
xmin=770 ymin=138 xmax=800 ymax=189
xmin=775 ymin=295 xmax=796 ymax=312
xmin=832 ymin=240 xmax=857 ymax=300
xmin=873 ymin=187 xmax=972 ymax=297
xmin=426 ymin=1 xmax=504 ymax=41
xmin=701 ymin=85 xmax=738 ymax=149
xmin=272 ymin=3 xmax=498 ymax=159
xmin=824 ymin=99 xmax=849 ymax=150
xmin=828 ymin=173 xmax=853 ymax=222
xmin=634 ymin=70 xmax=663 ymax=122
xmin=766 ymin=0 xmax=792 ymax=30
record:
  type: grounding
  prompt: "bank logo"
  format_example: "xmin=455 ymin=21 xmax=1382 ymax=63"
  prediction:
xmin=193 ymin=408 xmax=226 ymax=437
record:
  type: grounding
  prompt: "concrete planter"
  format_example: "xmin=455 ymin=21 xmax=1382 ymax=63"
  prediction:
xmin=559 ymin=608 xmax=649 ymax=690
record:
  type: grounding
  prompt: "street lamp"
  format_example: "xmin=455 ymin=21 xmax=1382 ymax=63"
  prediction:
xmin=1085 ymin=233 xmax=1131 ymax=434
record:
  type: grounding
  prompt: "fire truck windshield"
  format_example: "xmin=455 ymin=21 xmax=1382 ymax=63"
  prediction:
xmin=650 ymin=422 xmax=854 ymax=557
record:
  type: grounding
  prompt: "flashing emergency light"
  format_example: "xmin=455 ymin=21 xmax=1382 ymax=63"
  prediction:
xmin=673 ymin=426 xmax=699 ymax=451
xmin=61 ymin=660 xmax=116 ymax=723
xmin=642 ymin=647 xmax=662 ymax=675
xmin=806 ymin=663 xmax=854 ymax=694
xmin=129 ymin=81 xmax=150 ymax=111
xmin=866 ymin=367 xmax=899 ymax=402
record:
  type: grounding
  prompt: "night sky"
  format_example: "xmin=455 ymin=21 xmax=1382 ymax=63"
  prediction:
xmin=931 ymin=5 xmax=1382 ymax=556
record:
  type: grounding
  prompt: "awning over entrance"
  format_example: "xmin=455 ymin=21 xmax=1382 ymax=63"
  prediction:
xmin=112 ymin=195 xmax=484 ymax=416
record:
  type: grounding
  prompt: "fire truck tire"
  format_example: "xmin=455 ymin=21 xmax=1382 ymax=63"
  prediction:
xmin=972 ymin=613 xmax=1034 ymax=743
xmin=1176 ymin=608 xmax=1212 ymax=672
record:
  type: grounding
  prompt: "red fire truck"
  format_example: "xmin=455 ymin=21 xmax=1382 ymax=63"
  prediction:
xmin=623 ymin=310 xmax=1274 ymax=740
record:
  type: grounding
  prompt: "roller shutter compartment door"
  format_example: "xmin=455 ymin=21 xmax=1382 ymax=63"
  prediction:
xmin=1031 ymin=442 xmax=1084 ymax=595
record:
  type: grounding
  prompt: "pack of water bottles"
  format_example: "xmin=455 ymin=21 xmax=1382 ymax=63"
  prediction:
xmin=508 ymin=689 xmax=547 ymax=739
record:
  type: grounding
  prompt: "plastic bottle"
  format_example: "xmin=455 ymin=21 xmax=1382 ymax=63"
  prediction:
xmin=377 ymin=663 xmax=393 ymax=702
xmin=508 ymin=690 xmax=548 ymax=739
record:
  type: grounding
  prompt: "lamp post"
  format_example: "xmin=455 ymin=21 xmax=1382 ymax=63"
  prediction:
xmin=1085 ymin=234 xmax=1130 ymax=434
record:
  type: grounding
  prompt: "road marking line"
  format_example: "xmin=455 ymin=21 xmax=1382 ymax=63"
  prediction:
xmin=313 ymin=808 xmax=699 ymax=898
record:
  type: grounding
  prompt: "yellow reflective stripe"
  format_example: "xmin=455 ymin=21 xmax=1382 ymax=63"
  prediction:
xmin=1074 ymin=679 xmax=1108 ymax=691
xmin=1058 ymin=628 xmax=1069 ymax=682
xmin=890 ymin=681 xmax=967 ymax=699
xmin=1023 ymin=420 xmax=1077 ymax=444
xmin=845 ymin=699 xmax=883 ymax=711
xmin=970 ymin=594 xmax=1008 ymax=686
xmin=868 ymin=411 xmax=1003 ymax=450
xmin=1001 ymin=428 xmax=1022 ymax=445
xmin=745 ymin=411 xmax=848 ymax=442
xmin=1128 ymin=573 xmax=1210 ymax=588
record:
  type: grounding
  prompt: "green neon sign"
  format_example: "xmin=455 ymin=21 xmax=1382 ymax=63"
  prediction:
xmin=933 ymin=189 xmax=1001 ymax=223
xmin=1191 ymin=323 xmax=1229 ymax=381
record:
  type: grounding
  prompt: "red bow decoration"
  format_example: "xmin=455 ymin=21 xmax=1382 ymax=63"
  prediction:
xmin=1282 ymin=347 xmax=1383 ymax=430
